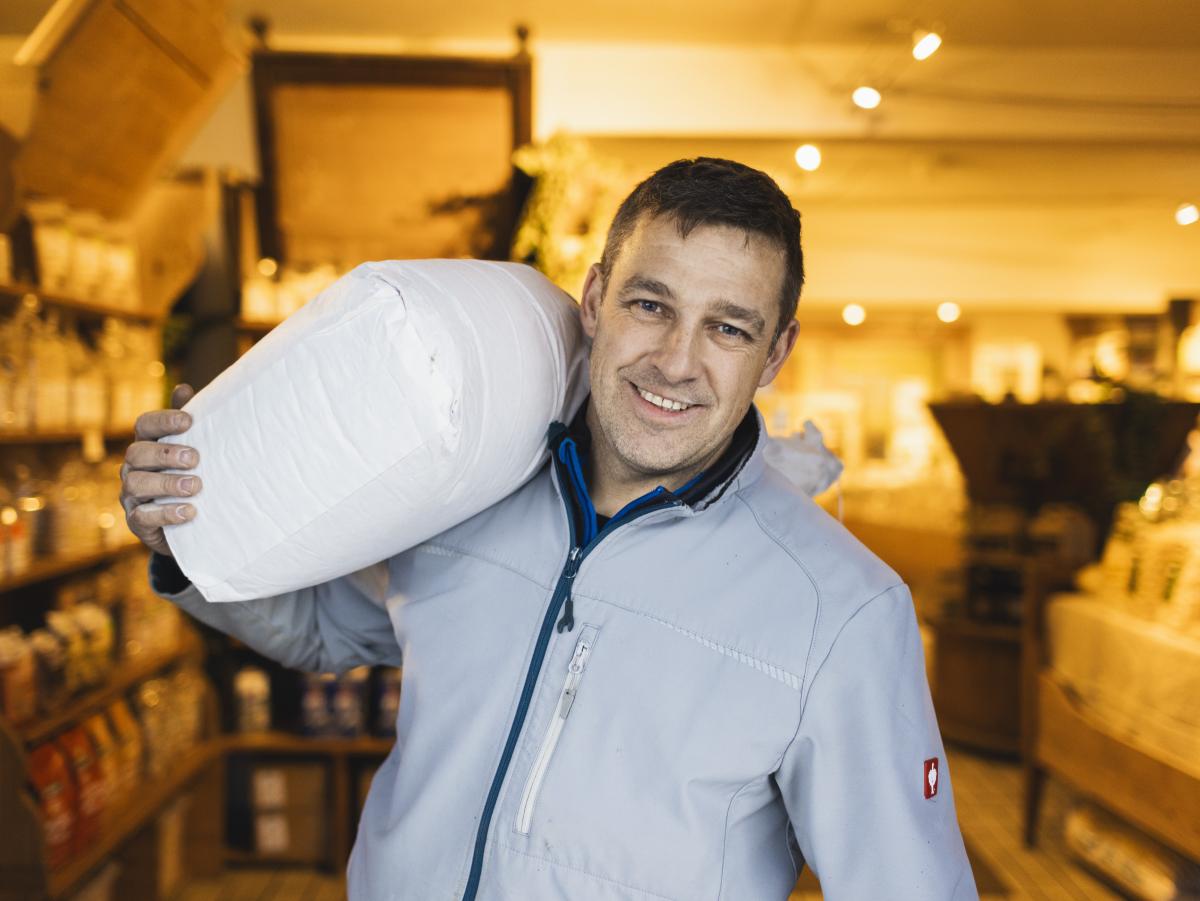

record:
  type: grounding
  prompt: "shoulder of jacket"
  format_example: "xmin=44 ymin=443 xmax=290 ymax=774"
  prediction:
xmin=731 ymin=464 xmax=903 ymax=620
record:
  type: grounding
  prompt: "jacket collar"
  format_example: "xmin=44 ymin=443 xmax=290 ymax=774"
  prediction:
xmin=546 ymin=396 xmax=762 ymax=516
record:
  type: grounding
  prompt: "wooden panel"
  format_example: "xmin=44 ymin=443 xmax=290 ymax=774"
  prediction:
xmin=15 ymin=0 xmax=239 ymax=217
xmin=271 ymin=83 xmax=512 ymax=265
xmin=251 ymin=48 xmax=532 ymax=266
xmin=932 ymin=619 xmax=1022 ymax=754
xmin=119 ymin=0 xmax=232 ymax=83
xmin=1036 ymin=672 xmax=1200 ymax=861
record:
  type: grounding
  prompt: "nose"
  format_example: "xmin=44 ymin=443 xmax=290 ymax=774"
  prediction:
xmin=650 ymin=320 xmax=703 ymax=386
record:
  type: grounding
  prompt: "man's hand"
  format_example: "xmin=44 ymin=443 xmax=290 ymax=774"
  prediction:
xmin=120 ymin=383 xmax=202 ymax=557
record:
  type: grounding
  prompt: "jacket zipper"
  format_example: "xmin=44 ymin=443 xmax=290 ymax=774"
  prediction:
xmin=460 ymin=459 xmax=681 ymax=900
xmin=514 ymin=626 xmax=598 ymax=835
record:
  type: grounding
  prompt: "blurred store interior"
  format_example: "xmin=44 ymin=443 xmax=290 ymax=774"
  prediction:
xmin=1 ymin=0 xmax=1199 ymax=899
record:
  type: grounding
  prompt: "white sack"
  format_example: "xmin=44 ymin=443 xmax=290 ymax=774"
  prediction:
xmin=161 ymin=260 xmax=589 ymax=603
xmin=763 ymin=420 xmax=844 ymax=497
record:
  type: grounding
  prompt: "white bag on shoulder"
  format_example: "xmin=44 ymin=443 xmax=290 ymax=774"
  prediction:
xmin=161 ymin=260 xmax=589 ymax=602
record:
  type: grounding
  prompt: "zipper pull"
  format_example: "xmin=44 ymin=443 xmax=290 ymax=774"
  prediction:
xmin=556 ymin=599 xmax=575 ymax=633
xmin=557 ymin=637 xmax=593 ymax=718
xmin=555 ymin=548 xmax=582 ymax=634
xmin=567 ymin=637 xmax=591 ymax=673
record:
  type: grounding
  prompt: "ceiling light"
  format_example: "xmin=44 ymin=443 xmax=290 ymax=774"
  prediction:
xmin=937 ymin=302 xmax=961 ymax=323
xmin=852 ymin=87 xmax=882 ymax=110
xmin=842 ymin=304 xmax=866 ymax=326
xmin=1177 ymin=203 xmax=1199 ymax=226
xmin=257 ymin=257 xmax=279 ymax=277
xmin=912 ymin=31 xmax=942 ymax=60
xmin=794 ymin=144 xmax=821 ymax=171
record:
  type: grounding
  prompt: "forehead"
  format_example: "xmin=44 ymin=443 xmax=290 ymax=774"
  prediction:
xmin=611 ymin=215 xmax=785 ymax=313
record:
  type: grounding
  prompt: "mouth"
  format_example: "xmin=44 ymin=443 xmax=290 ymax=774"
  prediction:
xmin=629 ymin=381 xmax=702 ymax=418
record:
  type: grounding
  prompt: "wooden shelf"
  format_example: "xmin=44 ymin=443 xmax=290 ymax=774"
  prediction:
xmin=0 ymin=282 xmax=163 ymax=325
xmin=46 ymin=740 xmax=219 ymax=899
xmin=0 ymin=542 xmax=144 ymax=594
xmin=19 ymin=635 xmax=199 ymax=745
xmin=222 ymin=732 xmax=394 ymax=757
xmin=234 ymin=318 xmax=280 ymax=336
xmin=931 ymin=616 xmax=1021 ymax=644
xmin=223 ymin=848 xmax=328 ymax=867
xmin=0 ymin=429 xmax=134 ymax=446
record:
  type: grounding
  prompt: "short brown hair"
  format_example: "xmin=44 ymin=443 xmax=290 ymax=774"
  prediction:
xmin=598 ymin=157 xmax=804 ymax=342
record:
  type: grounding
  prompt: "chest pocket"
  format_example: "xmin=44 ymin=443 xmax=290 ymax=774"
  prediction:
xmin=502 ymin=606 xmax=801 ymax=900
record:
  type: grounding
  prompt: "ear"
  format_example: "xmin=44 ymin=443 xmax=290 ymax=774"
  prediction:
xmin=757 ymin=318 xmax=800 ymax=388
xmin=579 ymin=264 xmax=604 ymax=340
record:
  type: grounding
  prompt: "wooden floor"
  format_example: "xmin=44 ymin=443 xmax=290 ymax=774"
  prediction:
xmin=177 ymin=747 xmax=1123 ymax=901
xmin=945 ymin=747 xmax=1122 ymax=900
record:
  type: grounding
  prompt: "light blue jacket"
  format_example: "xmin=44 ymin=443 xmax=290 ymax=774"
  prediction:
xmin=150 ymin=409 xmax=978 ymax=900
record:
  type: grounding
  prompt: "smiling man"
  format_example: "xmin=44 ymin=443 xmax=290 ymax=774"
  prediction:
xmin=122 ymin=158 xmax=977 ymax=900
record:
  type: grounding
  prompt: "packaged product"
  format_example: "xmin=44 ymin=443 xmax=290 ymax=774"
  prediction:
xmin=83 ymin=713 xmax=122 ymax=811
xmin=57 ymin=726 xmax=105 ymax=853
xmin=0 ymin=626 xmax=35 ymax=724
xmin=27 ymin=741 xmax=77 ymax=868
xmin=105 ymin=700 xmax=144 ymax=797
xmin=29 ymin=628 xmax=68 ymax=713
xmin=160 ymin=259 xmax=589 ymax=602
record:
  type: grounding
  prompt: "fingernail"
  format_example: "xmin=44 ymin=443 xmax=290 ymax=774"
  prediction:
xmin=174 ymin=414 xmax=189 ymax=430
xmin=177 ymin=505 xmax=193 ymax=521
xmin=180 ymin=477 xmax=196 ymax=493
xmin=180 ymin=450 xmax=197 ymax=466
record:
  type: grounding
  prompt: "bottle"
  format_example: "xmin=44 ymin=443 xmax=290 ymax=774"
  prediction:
xmin=234 ymin=666 xmax=271 ymax=733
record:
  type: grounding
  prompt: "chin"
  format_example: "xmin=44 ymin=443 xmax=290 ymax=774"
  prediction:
xmin=616 ymin=440 xmax=699 ymax=478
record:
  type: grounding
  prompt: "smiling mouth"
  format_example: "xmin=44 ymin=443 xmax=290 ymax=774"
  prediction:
xmin=631 ymin=382 xmax=699 ymax=413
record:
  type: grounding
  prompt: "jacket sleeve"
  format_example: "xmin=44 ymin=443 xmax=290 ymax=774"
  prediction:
xmin=148 ymin=552 xmax=401 ymax=673
xmin=774 ymin=583 xmax=978 ymax=900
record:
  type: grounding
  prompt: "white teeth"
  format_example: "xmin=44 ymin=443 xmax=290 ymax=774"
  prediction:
xmin=637 ymin=387 xmax=691 ymax=412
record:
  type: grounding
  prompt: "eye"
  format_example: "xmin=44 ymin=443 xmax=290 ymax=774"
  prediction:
xmin=635 ymin=300 xmax=662 ymax=315
xmin=716 ymin=323 xmax=748 ymax=340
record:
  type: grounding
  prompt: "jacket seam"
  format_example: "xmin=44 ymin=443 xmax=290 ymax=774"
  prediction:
xmin=497 ymin=842 xmax=680 ymax=901
xmin=773 ymin=584 xmax=907 ymax=773
xmin=731 ymin=491 xmax=825 ymax=699
xmin=949 ymin=858 xmax=968 ymax=897
xmin=419 ymin=541 xmax=553 ymax=591
xmin=715 ymin=777 xmax=759 ymax=901
xmin=571 ymin=590 xmax=804 ymax=691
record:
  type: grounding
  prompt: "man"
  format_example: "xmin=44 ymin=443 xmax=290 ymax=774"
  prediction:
xmin=121 ymin=158 xmax=978 ymax=899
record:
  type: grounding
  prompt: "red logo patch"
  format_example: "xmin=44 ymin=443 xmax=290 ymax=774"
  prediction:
xmin=924 ymin=758 xmax=939 ymax=799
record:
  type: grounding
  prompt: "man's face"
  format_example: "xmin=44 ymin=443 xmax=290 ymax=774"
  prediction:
xmin=579 ymin=215 xmax=799 ymax=485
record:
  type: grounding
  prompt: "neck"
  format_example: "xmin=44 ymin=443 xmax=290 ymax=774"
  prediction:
xmin=584 ymin=404 xmax=731 ymax=517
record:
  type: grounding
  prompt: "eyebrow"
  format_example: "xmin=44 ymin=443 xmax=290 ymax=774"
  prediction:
xmin=618 ymin=274 xmax=768 ymax=338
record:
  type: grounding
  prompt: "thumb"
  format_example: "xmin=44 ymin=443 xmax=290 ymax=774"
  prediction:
xmin=170 ymin=383 xmax=195 ymax=410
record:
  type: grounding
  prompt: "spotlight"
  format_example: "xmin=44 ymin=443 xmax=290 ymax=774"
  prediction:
xmin=912 ymin=31 xmax=942 ymax=60
xmin=842 ymin=304 xmax=866 ymax=326
xmin=852 ymin=87 xmax=882 ymax=110
xmin=937 ymin=302 xmax=961 ymax=323
xmin=794 ymin=144 xmax=821 ymax=171
xmin=1177 ymin=203 xmax=1199 ymax=226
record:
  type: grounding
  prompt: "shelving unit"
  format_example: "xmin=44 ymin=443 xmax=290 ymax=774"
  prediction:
xmin=223 ymin=731 xmax=393 ymax=868
xmin=45 ymin=742 xmax=222 ymax=899
xmin=0 ymin=541 xmax=144 ymax=594
xmin=0 ymin=621 xmax=223 ymax=900
xmin=0 ymin=282 xmax=163 ymax=325
xmin=0 ymin=430 xmax=135 ymax=446
xmin=0 ymin=262 xmax=219 ymax=897
xmin=18 ymin=634 xmax=202 ymax=745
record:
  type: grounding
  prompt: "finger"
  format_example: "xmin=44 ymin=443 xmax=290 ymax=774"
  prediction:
xmin=134 ymin=408 xmax=193 ymax=441
xmin=124 ymin=440 xmax=200 ymax=472
xmin=123 ymin=470 xmax=201 ymax=503
xmin=129 ymin=502 xmax=196 ymax=531
xmin=171 ymin=383 xmax=195 ymax=410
